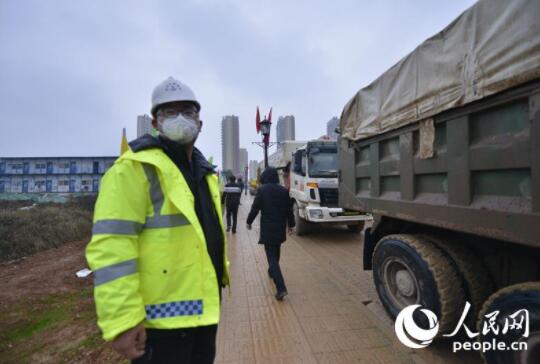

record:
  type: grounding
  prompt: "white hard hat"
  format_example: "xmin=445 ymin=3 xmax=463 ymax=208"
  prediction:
xmin=151 ymin=76 xmax=201 ymax=116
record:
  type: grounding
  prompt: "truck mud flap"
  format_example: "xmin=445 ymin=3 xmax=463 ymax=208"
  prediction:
xmin=363 ymin=227 xmax=376 ymax=271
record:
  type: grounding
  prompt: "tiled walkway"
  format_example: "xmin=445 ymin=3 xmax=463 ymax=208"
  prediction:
xmin=215 ymin=199 xmax=421 ymax=364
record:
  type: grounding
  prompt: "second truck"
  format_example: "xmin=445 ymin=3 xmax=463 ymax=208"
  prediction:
xmin=268 ymin=139 xmax=371 ymax=235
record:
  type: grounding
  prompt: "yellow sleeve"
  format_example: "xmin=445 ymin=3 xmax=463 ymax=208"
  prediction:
xmin=85 ymin=159 xmax=148 ymax=341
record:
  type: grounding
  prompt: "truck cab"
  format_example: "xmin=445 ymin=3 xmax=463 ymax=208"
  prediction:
xmin=289 ymin=140 xmax=371 ymax=235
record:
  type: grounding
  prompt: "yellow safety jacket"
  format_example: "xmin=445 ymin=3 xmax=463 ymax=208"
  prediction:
xmin=86 ymin=147 xmax=229 ymax=341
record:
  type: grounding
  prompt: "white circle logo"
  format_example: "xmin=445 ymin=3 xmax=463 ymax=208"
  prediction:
xmin=394 ymin=304 xmax=439 ymax=348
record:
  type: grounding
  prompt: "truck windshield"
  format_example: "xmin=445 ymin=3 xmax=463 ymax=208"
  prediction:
xmin=308 ymin=149 xmax=337 ymax=177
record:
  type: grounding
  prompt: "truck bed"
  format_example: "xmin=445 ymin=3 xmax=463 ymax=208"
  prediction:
xmin=338 ymin=81 xmax=540 ymax=248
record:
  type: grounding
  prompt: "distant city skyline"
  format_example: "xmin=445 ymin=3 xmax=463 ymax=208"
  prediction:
xmin=1 ymin=1 xmax=477 ymax=171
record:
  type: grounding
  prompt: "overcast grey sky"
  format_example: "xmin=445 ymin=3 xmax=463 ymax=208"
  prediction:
xmin=0 ymin=0 xmax=476 ymax=168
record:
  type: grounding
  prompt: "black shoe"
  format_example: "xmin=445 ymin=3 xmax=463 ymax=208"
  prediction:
xmin=275 ymin=291 xmax=288 ymax=301
xmin=226 ymin=227 xmax=231 ymax=232
xmin=232 ymin=229 xmax=236 ymax=234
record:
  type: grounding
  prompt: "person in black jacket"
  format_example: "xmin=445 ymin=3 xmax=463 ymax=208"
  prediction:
xmin=221 ymin=176 xmax=242 ymax=233
xmin=246 ymin=167 xmax=295 ymax=300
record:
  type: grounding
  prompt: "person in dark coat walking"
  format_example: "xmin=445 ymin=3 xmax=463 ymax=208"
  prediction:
xmin=221 ymin=176 xmax=242 ymax=233
xmin=246 ymin=167 xmax=295 ymax=300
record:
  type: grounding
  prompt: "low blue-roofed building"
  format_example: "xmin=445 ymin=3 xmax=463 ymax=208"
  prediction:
xmin=0 ymin=156 xmax=117 ymax=194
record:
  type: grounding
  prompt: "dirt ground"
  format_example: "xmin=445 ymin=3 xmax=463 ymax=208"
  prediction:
xmin=0 ymin=239 xmax=124 ymax=364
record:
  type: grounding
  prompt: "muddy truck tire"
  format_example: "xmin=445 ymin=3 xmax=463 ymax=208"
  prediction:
xmin=372 ymin=234 xmax=465 ymax=335
xmin=421 ymin=234 xmax=495 ymax=328
xmin=477 ymin=282 xmax=540 ymax=364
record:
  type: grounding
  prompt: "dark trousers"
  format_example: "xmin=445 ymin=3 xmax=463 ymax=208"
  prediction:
xmin=264 ymin=244 xmax=286 ymax=292
xmin=226 ymin=204 xmax=239 ymax=230
xmin=132 ymin=325 xmax=218 ymax=364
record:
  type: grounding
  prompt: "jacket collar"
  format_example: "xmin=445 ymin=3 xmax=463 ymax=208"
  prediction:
xmin=128 ymin=134 xmax=215 ymax=174
xmin=123 ymin=135 xmax=220 ymax=237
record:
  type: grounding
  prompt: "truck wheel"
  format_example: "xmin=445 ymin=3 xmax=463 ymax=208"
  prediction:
xmin=372 ymin=234 xmax=465 ymax=335
xmin=347 ymin=222 xmax=365 ymax=233
xmin=293 ymin=202 xmax=309 ymax=236
xmin=421 ymin=235 xmax=494 ymax=328
xmin=477 ymin=282 xmax=540 ymax=364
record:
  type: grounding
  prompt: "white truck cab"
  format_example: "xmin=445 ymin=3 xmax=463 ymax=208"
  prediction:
xmin=287 ymin=140 xmax=371 ymax=235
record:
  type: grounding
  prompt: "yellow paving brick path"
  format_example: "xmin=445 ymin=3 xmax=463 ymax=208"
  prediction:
xmin=216 ymin=197 xmax=481 ymax=364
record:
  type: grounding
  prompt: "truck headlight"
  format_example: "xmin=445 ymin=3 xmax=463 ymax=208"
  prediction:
xmin=309 ymin=209 xmax=323 ymax=219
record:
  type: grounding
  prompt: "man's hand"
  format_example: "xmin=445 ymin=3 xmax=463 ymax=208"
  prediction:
xmin=246 ymin=224 xmax=252 ymax=230
xmin=111 ymin=322 xmax=146 ymax=359
xmin=288 ymin=227 xmax=294 ymax=234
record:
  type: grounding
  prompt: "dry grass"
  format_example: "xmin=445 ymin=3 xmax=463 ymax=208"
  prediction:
xmin=0 ymin=196 xmax=95 ymax=262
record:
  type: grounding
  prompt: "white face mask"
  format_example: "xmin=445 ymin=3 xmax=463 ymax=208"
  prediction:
xmin=158 ymin=114 xmax=200 ymax=144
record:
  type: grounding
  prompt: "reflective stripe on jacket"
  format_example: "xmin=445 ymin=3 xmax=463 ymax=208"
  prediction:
xmin=85 ymin=148 xmax=229 ymax=341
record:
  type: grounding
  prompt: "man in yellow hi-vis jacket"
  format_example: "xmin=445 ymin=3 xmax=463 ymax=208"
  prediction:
xmin=86 ymin=77 xmax=229 ymax=364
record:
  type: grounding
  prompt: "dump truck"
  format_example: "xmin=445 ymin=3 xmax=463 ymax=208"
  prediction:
xmin=338 ymin=0 xmax=539 ymax=361
xmin=269 ymin=140 xmax=371 ymax=235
